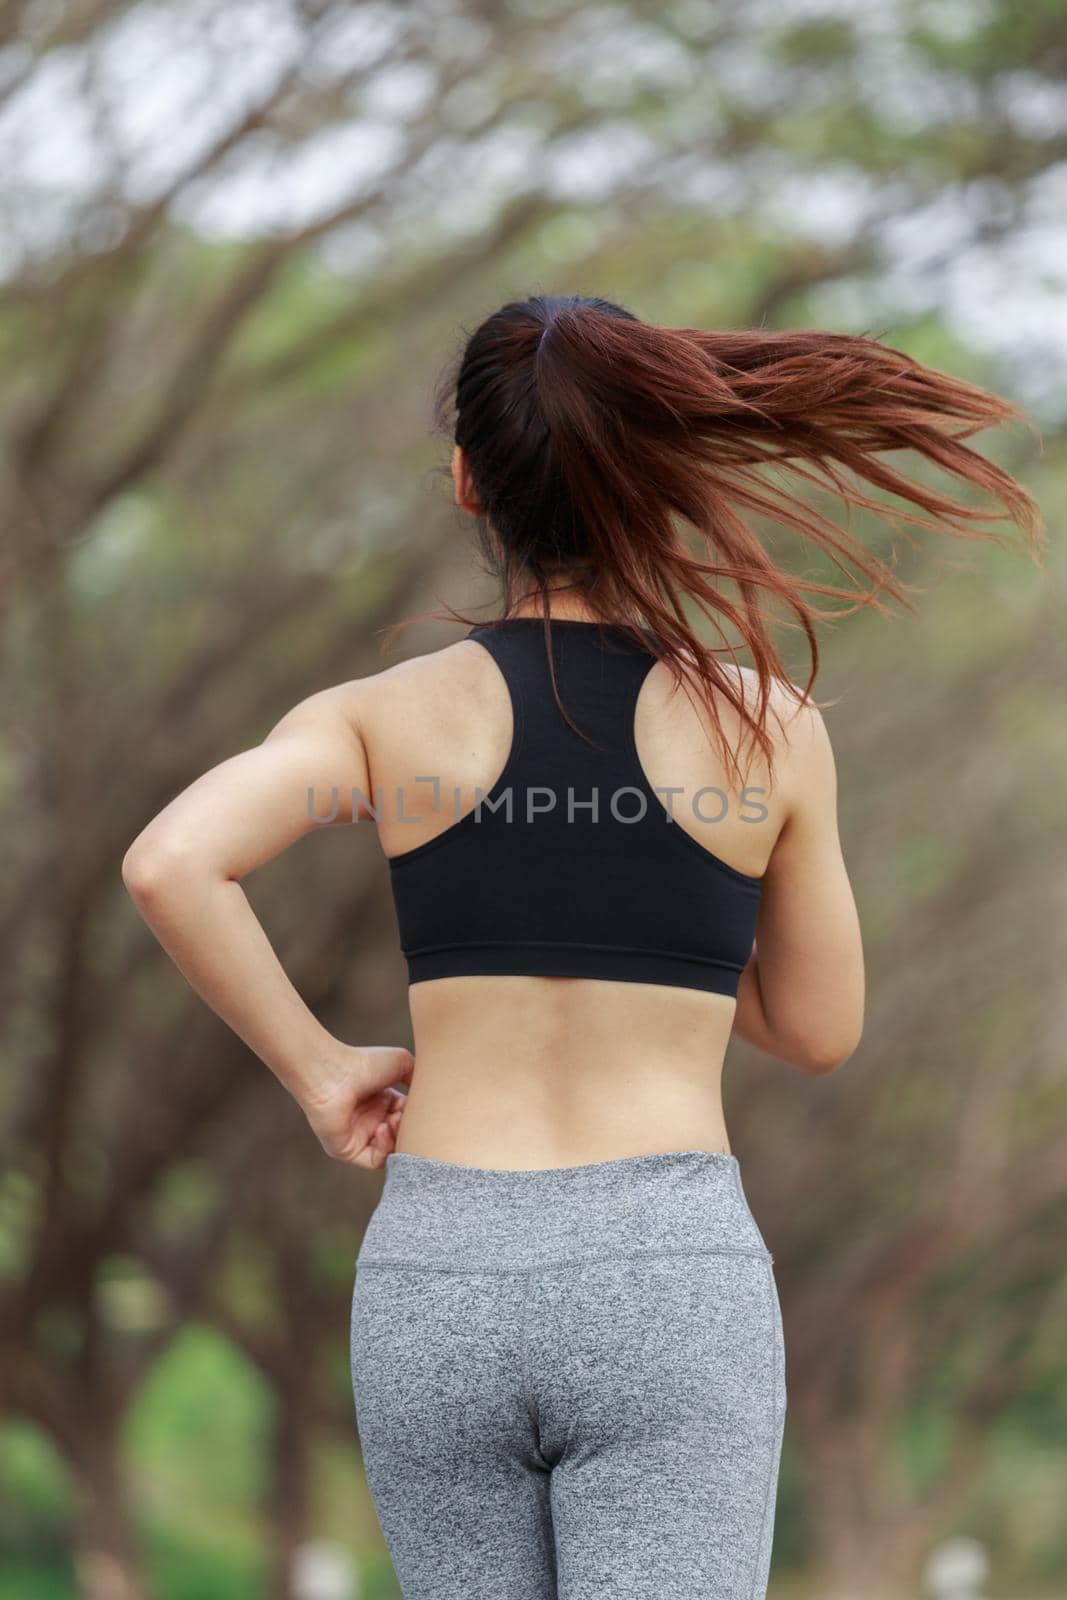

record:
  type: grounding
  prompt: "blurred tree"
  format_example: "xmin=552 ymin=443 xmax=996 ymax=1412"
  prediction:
xmin=1 ymin=2 xmax=1064 ymax=1598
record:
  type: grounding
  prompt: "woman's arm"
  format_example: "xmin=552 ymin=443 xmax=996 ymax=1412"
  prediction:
xmin=732 ymin=701 xmax=865 ymax=1075
xmin=121 ymin=681 xmax=410 ymax=1168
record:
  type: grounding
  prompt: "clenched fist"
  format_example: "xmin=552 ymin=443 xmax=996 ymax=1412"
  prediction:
xmin=300 ymin=1043 xmax=415 ymax=1169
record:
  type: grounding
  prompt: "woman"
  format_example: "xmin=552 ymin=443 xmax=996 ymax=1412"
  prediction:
xmin=123 ymin=295 xmax=1042 ymax=1599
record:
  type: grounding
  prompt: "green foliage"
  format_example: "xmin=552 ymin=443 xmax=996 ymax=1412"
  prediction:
xmin=0 ymin=1423 xmax=73 ymax=1539
xmin=773 ymin=20 xmax=860 ymax=67
xmin=910 ymin=0 xmax=1067 ymax=79
xmin=140 ymin=1522 xmax=268 ymax=1600
xmin=0 ymin=1563 xmax=74 ymax=1600
xmin=127 ymin=1324 xmax=272 ymax=1518
xmin=0 ymin=1425 xmax=75 ymax=1599
xmin=126 ymin=1326 xmax=272 ymax=1596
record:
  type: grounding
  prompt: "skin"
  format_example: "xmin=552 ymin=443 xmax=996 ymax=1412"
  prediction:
xmin=121 ymin=445 xmax=865 ymax=1173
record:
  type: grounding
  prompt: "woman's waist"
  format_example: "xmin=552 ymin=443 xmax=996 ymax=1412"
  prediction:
xmin=354 ymin=1147 xmax=772 ymax=1272
xmin=403 ymin=989 xmax=735 ymax=1147
xmin=392 ymin=1057 xmax=733 ymax=1176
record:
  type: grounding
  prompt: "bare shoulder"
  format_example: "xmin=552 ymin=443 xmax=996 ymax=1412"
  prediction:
xmin=713 ymin=662 xmax=836 ymax=808
xmin=327 ymin=636 xmax=493 ymax=735
xmin=702 ymin=659 xmax=827 ymax=748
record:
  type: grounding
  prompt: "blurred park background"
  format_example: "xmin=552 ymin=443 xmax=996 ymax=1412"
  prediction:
xmin=2 ymin=1 xmax=1066 ymax=1597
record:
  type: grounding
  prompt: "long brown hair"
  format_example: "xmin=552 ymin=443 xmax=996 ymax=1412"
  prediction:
xmin=406 ymin=294 xmax=1044 ymax=784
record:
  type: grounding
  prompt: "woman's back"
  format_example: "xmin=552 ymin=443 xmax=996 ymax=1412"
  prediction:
xmin=352 ymin=606 xmax=809 ymax=1167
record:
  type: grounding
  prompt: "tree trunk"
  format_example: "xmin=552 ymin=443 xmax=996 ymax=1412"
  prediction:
xmin=71 ymin=1426 xmax=147 ymax=1600
xmin=269 ymin=1372 xmax=314 ymax=1600
xmin=799 ymin=1410 xmax=983 ymax=1600
xmin=817 ymin=1524 xmax=925 ymax=1600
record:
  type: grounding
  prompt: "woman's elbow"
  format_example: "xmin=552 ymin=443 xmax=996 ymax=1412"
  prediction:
xmin=121 ymin=832 xmax=196 ymax=904
xmin=791 ymin=1020 xmax=864 ymax=1076
xmin=794 ymin=1040 xmax=859 ymax=1076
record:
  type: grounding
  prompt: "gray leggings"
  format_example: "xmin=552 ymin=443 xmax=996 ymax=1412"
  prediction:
xmin=350 ymin=1149 xmax=786 ymax=1599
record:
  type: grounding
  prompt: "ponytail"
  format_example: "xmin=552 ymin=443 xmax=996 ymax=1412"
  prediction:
xmin=417 ymin=295 xmax=1044 ymax=784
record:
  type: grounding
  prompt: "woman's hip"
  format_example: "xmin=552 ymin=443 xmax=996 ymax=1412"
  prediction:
xmin=353 ymin=1146 xmax=773 ymax=1271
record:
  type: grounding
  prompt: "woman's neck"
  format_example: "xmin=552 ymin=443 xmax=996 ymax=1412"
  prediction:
xmin=509 ymin=580 xmax=602 ymax=623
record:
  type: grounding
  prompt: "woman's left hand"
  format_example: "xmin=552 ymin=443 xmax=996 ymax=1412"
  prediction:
xmin=300 ymin=1044 xmax=415 ymax=1170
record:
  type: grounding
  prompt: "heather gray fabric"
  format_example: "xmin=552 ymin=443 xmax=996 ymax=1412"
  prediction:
xmin=350 ymin=1149 xmax=786 ymax=1599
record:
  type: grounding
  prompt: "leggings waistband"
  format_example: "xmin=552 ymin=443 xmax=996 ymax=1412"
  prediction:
xmin=355 ymin=1148 xmax=772 ymax=1272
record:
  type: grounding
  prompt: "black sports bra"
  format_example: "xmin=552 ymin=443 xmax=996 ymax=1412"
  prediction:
xmin=386 ymin=618 xmax=763 ymax=997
